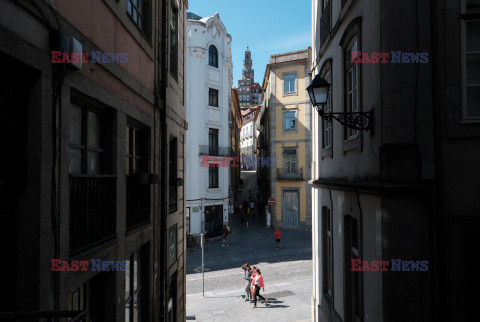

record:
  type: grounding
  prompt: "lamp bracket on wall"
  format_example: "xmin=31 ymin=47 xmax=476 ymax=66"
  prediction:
xmin=316 ymin=108 xmax=374 ymax=136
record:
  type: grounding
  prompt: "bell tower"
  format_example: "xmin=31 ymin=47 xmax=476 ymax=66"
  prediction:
xmin=242 ymin=47 xmax=254 ymax=82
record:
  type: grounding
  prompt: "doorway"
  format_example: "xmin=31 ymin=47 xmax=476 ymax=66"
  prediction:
xmin=283 ymin=189 xmax=299 ymax=227
xmin=204 ymin=205 xmax=223 ymax=238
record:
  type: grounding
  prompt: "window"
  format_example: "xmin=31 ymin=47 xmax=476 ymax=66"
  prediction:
xmin=169 ymin=2 xmax=178 ymax=78
xmin=169 ymin=137 xmax=178 ymax=213
xmin=126 ymin=123 xmax=150 ymax=230
xmin=69 ymin=103 xmax=109 ymax=175
xmin=345 ymin=37 xmax=360 ymax=138
xmin=127 ymin=0 xmax=149 ymax=35
xmin=126 ymin=125 xmax=147 ymax=175
xmin=284 ymin=73 xmax=296 ymax=94
xmin=321 ymin=66 xmax=333 ymax=149
xmin=68 ymin=286 xmax=85 ymax=312
xmin=322 ymin=207 xmax=333 ymax=298
xmin=208 ymin=45 xmax=218 ymax=68
xmin=125 ymin=245 xmax=149 ymax=322
xmin=462 ymin=1 xmax=480 ymax=119
xmin=345 ymin=215 xmax=361 ymax=322
xmin=283 ymin=110 xmax=297 ymax=131
xmin=209 ymin=88 xmax=219 ymax=107
xmin=209 ymin=128 xmax=219 ymax=153
xmin=283 ymin=149 xmax=298 ymax=174
xmin=209 ymin=166 xmax=219 ymax=188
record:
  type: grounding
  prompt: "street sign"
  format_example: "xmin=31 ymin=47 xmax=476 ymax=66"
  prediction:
xmin=268 ymin=198 xmax=275 ymax=205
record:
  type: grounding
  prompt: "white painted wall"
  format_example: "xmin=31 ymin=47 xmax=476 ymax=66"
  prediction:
xmin=186 ymin=13 xmax=232 ymax=235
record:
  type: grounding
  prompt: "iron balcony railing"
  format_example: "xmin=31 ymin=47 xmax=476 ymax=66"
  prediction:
xmin=0 ymin=310 xmax=88 ymax=321
xmin=277 ymin=167 xmax=303 ymax=180
xmin=69 ymin=175 xmax=116 ymax=256
xmin=198 ymin=145 xmax=231 ymax=157
xmin=126 ymin=175 xmax=151 ymax=231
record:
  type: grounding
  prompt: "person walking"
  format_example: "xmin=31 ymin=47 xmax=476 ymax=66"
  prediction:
xmin=242 ymin=198 xmax=248 ymax=211
xmin=241 ymin=263 xmax=253 ymax=301
xmin=249 ymin=199 xmax=255 ymax=218
xmin=187 ymin=233 xmax=196 ymax=252
xmin=252 ymin=269 xmax=267 ymax=308
xmin=275 ymin=228 xmax=281 ymax=249
xmin=241 ymin=210 xmax=246 ymax=228
xmin=250 ymin=266 xmax=257 ymax=300
xmin=222 ymin=225 xmax=229 ymax=246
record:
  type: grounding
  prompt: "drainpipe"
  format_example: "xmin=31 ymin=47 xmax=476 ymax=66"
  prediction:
xmin=160 ymin=0 xmax=169 ymax=319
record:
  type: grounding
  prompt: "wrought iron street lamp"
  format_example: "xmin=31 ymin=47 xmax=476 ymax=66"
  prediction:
xmin=307 ymin=74 xmax=374 ymax=136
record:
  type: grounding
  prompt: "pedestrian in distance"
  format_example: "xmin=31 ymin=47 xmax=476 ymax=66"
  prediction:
xmin=252 ymin=268 xmax=267 ymax=308
xmin=275 ymin=227 xmax=281 ymax=249
xmin=187 ymin=233 xmax=196 ymax=252
xmin=242 ymin=199 xmax=249 ymax=214
xmin=241 ymin=263 xmax=253 ymax=301
xmin=222 ymin=225 xmax=229 ymax=247
xmin=250 ymin=199 xmax=255 ymax=217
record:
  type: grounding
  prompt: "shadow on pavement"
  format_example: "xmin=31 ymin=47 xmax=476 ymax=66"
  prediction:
xmin=186 ymin=206 xmax=312 ymax=274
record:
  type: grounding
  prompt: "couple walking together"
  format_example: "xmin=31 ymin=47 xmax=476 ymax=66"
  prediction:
xmin=241 ymin=263 xmax=267 ymax=308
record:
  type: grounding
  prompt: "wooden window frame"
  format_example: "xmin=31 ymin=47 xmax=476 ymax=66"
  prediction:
xmin=208 ymin=166 xmax=219 ymax=188
xmin=209 ymin=88 xmax=219 ymax=107
xmin=127 ymin=0 xmax=150 ymax=37
xmin=69 ymin=99 xmax=111 ymax=175
xmin=461 ymin=0 xmax=480 ymax=121
xmin=169 ymin=1 xmax=178 ymax=79
xmin=208 ymin=45 xmax=219 ymax=68
xmin=322 ymin=206 xmax=333 ymax=300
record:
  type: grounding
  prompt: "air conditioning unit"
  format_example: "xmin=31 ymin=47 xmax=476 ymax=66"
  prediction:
xmin=60 ymin=34 xmax=83 ymax=70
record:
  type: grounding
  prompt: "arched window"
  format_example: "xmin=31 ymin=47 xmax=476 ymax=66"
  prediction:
xmin=208 ymin=45 xmax=218 ymax=67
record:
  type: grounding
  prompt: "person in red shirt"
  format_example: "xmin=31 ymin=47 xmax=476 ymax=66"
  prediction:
xmin=275 ymin=228 xmax=281 ymax=249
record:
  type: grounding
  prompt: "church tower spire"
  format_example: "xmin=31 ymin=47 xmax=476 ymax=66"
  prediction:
xmin=242 ymin=47 xmax=254 ymax=82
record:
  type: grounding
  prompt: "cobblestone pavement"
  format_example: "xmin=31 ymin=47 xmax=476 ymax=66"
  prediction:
xmin=186 ymin=171 xmax=313 ymax=322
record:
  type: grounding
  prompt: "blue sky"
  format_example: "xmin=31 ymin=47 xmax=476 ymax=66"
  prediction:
xmin=188 ymin=0 xmax=311 ymax=85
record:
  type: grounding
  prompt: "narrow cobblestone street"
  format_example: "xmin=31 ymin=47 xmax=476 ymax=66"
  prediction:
xmin=186 ymin=171 xmax=312 ymax=321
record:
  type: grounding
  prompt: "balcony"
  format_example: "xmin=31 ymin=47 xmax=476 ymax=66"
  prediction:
xmin=199 ymin=145 xmax=231 ymax=157
xmin=69 ymin=175 xmax=116 ymax=256
xmin=126 ymin=175 xmax=151 ymax=231
xmin=277 ymin=168 xmax=303 ymax=181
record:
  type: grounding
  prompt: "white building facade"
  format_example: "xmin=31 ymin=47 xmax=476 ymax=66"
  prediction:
xmin=186 ymin=13 xmax=233 ymax=238
xmin=240 ymin=110 xmax=257 ymax=170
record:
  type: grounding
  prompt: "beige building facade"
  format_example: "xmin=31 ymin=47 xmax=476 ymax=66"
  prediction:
xmin=259 ymin=49 xmax=312 ymax=229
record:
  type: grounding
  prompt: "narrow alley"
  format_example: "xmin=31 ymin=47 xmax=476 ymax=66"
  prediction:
xmin=186 ymin=171 xmax=312 ymax=321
